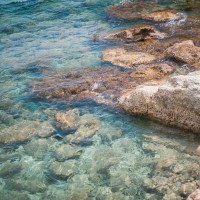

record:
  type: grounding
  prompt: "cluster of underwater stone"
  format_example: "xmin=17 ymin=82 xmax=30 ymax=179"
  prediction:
xmin=0 ymin=108 xmax=151 ymax=199
xmin=0 ymin=108 xmax=199 ymax=199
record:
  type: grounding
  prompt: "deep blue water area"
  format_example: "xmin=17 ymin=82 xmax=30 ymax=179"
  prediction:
xmin=0 ymin=0 xmax=200 ymax=199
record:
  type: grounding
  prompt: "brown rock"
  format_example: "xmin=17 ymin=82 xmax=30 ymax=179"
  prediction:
xmin=130 ymin=63 xmax=174 ymax=81
xmin=31 ymin=66 xmax=136 ymax=105
xmin=32 ymin=62 xmax=176 ymax=107
xmin=55 ymin=109 xmax=80 ymax=130
xmin=106 ymin=2 xmax=156 ymax=21
xmin=166 ymin=40 xmax=200 ymax=65
xmin=120 ymin=71 xmax=200 ymax=133
xmin=187 ymin=188 xmax=200 ymax=200
xmin=142 ymin=9 xmax=183 ymax=22
xmin=105 ymin=25 xmax=166 ymax=42
xmin=102 ymin=47 xmax=157 ymax=68
xmin=196 ymin=146 xmax=200 ymax=156
xmin=124 ymin=36 xmax=191 ymax=62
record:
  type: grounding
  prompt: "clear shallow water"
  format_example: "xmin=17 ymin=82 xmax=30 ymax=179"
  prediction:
xmin=0 ymin=0 xmax=200 ymax=199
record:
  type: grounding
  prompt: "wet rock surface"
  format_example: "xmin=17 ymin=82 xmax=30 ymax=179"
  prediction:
xmin=104 ymin=25 xmax=166 ymax=42
xmin=106 ymin=1 xmax=158 ymax=21
xmin=130 ymin=63 xmax=174 ymax=81
xmin=142 ymin=9 xmax=183 ymax=22
xmin=32 ymin=61 xmax=176 ymax=106
xmin=166 ymin=40 xmax=200 ymax=66
xmin=120 ymin=71 xmax=200 ymax=133
xmin=102 ymin=47 xmax=157 ymax=67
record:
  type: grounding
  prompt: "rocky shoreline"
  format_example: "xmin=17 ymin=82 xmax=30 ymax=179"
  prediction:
xmin=31 ymin=1 xmax=200 ymax=198
xmin=32 ymin=2 xmax=200 ymax=133
xmin=1 ymin=0 xmax=200 ymax=199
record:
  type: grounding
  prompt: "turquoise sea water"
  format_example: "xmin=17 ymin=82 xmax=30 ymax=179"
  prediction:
xmin=0 ymin=0 xmax=200 ymax=199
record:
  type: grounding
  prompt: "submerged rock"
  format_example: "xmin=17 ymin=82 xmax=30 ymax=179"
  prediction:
xmin=5 ymin=179 xmax=47 ymax=194
xmin=64 ymin=114 xmax=100 ymax=144
xmin=66 ymin=174 xmax=93 ymax=200
xmin=49 ymin=160 xmax=77 ymax=179
xmin=0 ymin=190 xmax=31 ymax=200
xmin=120 ymin=71 xmax=200 ymax=133
xmin=32 ymin=66 xmax=137 ymax=105
xmin=102 ymin=47 xmax=157 ymax=68
xmin=23 ymin=138 xmax=51 ymax=159
xmin=32 ymin=60 xmax=178 ymax=106
xmin=0 ymin=161 xmax=21 ymax=177
xmin=104 ymin=25 xmax=166 ymax=42
xmin=166 ymin=40 xmax=200 ymax=65
xmin=55 ymin=108 xmax=80 ymax=130
xmin=0 ymin=151 xmax=21 ymax=163
xmin=155 ymin=155 xmax=177 ymax=171
xmin=179 ymin=182 xmax=197 ymax=197
xmin=163 ymin=192 xmax=182 ymax=200
xmin=0 ymin=120 xmax=55 ymax=144
xmin=98 ymin=126 xmax=122 ymax=142
xmin=0 ymin=110 xmax=14 ymax=126
xmin=142 ymin=9 xmax=183 ymax=22
xmin=55 ymin=144 xmax=81 ymax=161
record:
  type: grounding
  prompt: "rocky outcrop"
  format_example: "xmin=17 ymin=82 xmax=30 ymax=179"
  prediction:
xmin=32 ymin=63 xmax=175 ymax=106
xmin=104 ymin=25 xmax=166 ymax=42
xmin=166 ymin=40 xmax=200 ymax=66
xmin=106 ymin=1 xmax=157 ymax=21
xmin=120 ymin=71 xmax=200 ymax=133
xmin=106 ymin=1 xmax=182 ymax=23
xmin=142 ymin=9 xmax=183 ymax=22
xmin=130 ymin=63 xmax=174 ymax=81
xmin=102 ymin=47 xmax=157 ymax=67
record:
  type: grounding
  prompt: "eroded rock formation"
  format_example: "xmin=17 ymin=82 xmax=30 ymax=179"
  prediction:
xmin=120 ymin=71 xmax=200 ymax=133
xmin=104 ymin=25 xmax=166 ymax=42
